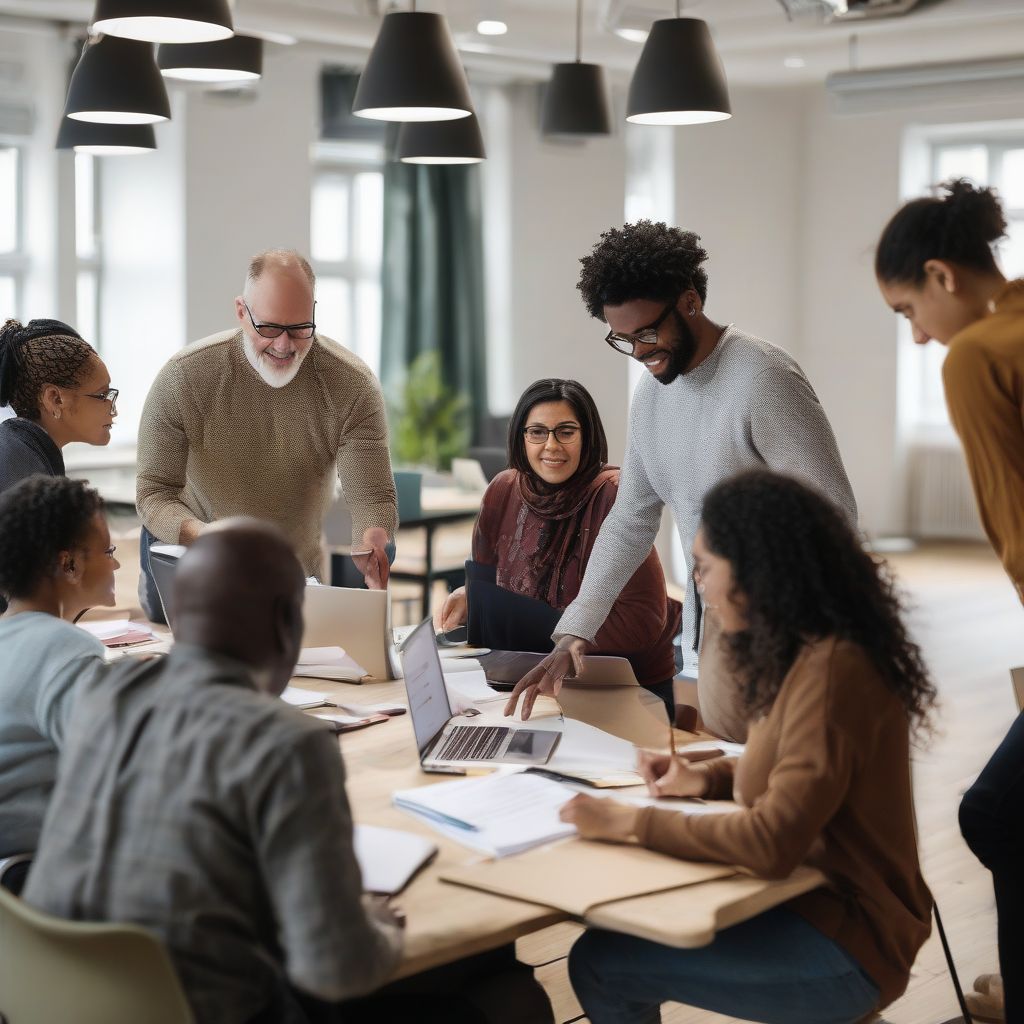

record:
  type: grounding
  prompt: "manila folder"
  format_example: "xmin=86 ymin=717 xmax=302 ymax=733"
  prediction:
xmin=440 ymin=838 xmax=735 ymax=916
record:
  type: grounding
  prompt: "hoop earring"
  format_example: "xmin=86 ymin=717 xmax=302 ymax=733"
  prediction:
xmin=688 ymin=308 xmax=696 ymax=317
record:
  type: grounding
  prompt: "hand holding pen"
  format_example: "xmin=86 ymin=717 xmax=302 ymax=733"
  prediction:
xmin=635 ymin=722 xmax=712 ymax=799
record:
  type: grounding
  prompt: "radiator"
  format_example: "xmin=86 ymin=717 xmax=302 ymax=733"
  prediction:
xmin=907 ymin=444 xmax=985 ymax=540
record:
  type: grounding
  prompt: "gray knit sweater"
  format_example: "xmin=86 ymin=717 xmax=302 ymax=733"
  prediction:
xmin=557 ymin=325 xmax=857 ymax=670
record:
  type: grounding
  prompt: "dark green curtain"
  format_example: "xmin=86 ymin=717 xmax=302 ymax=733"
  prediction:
xmin=380 ymin=151 xmax=488 ymax=442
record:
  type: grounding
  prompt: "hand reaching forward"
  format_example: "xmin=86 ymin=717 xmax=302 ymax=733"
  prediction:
xmin=559 ymin=793 xmax=639 ymax=843
xmin=503 ymin=634 xmax=594 ymax=719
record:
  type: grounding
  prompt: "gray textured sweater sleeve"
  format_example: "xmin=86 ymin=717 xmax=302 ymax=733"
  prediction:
xmin=555 ymin=423 xmax=665 ymax=643
xmin=749 ymin=362 xmax=858 ymax=528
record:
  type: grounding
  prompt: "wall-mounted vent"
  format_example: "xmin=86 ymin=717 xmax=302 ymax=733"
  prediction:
xmin=777 ymin=0 xmax=923 ymax=21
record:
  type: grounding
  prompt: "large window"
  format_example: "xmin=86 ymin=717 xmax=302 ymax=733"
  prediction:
xmin=75 ymin=152 xmax=101 ymax=348
xmin=901 ymin=131 xmax=1024 ymax=434
xmin=0 ymin=145 xmax=24 ymax=320
xmin=310 ymin=144 xmax=384 ymax=374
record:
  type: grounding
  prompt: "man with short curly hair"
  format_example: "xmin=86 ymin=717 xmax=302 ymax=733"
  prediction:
xmin=506 ymin=221 xmax=857 ymax=741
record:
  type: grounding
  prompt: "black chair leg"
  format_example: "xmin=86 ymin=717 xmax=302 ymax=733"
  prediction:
xmin=933 ymin=900 xmax=972 ymax=1023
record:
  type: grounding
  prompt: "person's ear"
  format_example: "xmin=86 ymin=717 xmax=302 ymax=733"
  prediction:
xmin=923 ymin=259 xmax=959 ymax=295
xmin=677 ymin=289 xmax=702 ymax=319
xmin=39 ymin=384 xmax=65 ymax=421
xmin=58 ymin=549 xmax=84 ymax=584
xmin=234 ymin=296 xmax=247 ymax=324
xmin=272 ymin=593 xmax=303 ymax=668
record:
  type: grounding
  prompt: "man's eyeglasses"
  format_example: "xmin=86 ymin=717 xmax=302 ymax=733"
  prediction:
xmin=82 ymin=388 xmax=119 ymax=414
xmin=524 ymin=425 xmax=581 ymax=445
xmin=604 ymin=299 xmax=678 ymax=356
xmin=243 ymin=300 xmax=316 ymax=341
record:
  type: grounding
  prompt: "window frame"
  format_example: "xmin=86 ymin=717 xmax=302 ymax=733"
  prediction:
xmin=0 ymin=140 xmax=27 ymax=319
xmin=310 ymin=140 xmax=385 ymax=374
xmin=74 ymin=151 xmax=103 ymax=351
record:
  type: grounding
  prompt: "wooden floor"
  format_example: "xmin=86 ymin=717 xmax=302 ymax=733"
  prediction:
xmin=516 ymin=541 xmax=1022 ymax=1024
xmin=108 ymin=530 xmax=1019 ymax=1023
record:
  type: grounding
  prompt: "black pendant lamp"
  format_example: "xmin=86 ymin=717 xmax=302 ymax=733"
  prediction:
xmin=397 ymin=113 xmax=486 ymax=164
xmin=56 ymin=117 xmax=157 ymax=155
xmin=542 ymin=0 xmax=611 ymax=136
xmin=64 ymin=35 xmax=171 ymax=125
xmin=91 ymin=0 xmax=233 ymax=44
xmin=353 ymin=5 xmax=473 ymax=122
xmin=626 ymin=4 xmax=731 ymax=125
xmin=158 ymin=34 xmax=263 ymax=82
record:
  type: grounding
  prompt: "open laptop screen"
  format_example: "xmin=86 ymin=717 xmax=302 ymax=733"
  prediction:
xmin=400 ymin=619 xmax=454 ymax=757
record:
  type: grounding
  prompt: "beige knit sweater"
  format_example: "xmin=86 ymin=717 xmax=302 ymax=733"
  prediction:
xmin=136 ymin=329 xmax=397 ymax=576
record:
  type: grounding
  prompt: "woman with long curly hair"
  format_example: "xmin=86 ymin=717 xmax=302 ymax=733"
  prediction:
xmin=0 ymin=475 xmax=118 ymax=891
xmin=560 ymin=469 xmax=935 ymax=1024
xmin=438 ymin=378 xmax=680 ymax=714
xmin=877 ymin=178 xmax=1022 ymax=1024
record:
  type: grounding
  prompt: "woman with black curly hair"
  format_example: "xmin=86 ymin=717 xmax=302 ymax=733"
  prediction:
xmin=0 ymin=475 xmax=118 ymax=885
xmin=560 ymin=470 xmax=935 ymax=1024
xmin=0 ymin=318 xmax=118 ymax=494
xmin=877 ymin=179 xmax=1023 ymax=1024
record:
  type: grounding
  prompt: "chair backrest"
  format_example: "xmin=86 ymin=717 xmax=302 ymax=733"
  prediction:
xmin=394 ymin=470 xmax=423 ymax=520
xmin=0 ymin=886 xmax=193 ymax=1024
xmin=1011 ymin=666 xmax=1024 ymax=713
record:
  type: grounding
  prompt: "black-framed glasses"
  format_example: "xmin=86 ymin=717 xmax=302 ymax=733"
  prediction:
xmin=243 ymin=300 xmax=316 ymax=340
xmin=523 ymin=424 xmax=581 ymax=445
xmin=82 ymin=387 xmax=119 ymax=414
xmin=604 ymin=298 xmax=678 ymax=356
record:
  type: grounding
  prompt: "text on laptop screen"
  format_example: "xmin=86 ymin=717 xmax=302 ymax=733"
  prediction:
xmin=402 ymin=621 xmax=453 ymax=756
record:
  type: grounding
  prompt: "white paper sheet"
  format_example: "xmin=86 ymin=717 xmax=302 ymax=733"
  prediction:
xmin=354 ymin=824 xmax=438 ymax=894
xmin=443 ymin=668 xmax=504 ymax=712
xmin=393 ymin=772 xmax=578 ymax=857
xmin=293 ymin=646 xmax=368 ymax=682
xmin=78 ymin=619 xmax=156 ymax=642
xmin=150 ymin=543 xmax=186 ymax=559
xmin=280 ymin=685 xmax=334 ymax=710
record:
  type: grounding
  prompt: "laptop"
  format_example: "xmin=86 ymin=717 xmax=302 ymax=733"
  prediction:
xmin=399 ymin=618 xmax=561 ymax=768
xmin=149 ymin=544 xmax=186 ymax=627
xmin=302 ymin=584 xmax=399 ymax=680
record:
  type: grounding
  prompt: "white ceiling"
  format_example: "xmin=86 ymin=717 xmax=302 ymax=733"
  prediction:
xmin=2 ymin=0 xmax=1024 ymax=84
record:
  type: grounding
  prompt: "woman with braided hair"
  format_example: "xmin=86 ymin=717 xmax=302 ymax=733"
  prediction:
xmin=0 ymin=318 xmax=118 ymax=494
xmin=0 ymin=475 xmax=118 ymax=891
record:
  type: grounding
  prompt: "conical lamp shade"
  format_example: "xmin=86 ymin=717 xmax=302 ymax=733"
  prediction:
xmin=542 ymin=62 xmax=612 ymax=135
xmin=91 ymin=0 xmax=233 ymax=44
xmin=56 ymin=117 xmax=156 ymax=154
xmin=158 ymin=34 xmax=263 ymax=82
xmin=626 ymin=17 xmax=731 ymax=125
xmin=353 ymin=11 xmax=473 ymax=122
xmin=65 ymin=35 xmax=171 ymax=125
xmin=397 ymin=114 xmax=485 ymax=164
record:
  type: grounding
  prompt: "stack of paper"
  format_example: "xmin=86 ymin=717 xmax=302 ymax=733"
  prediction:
xmin=354 ymin=824 xmax=438 ymax=894
xmin=78 ymin=619 xmax=158 ymax=648
xmin=312 ymin=711 xmax=389 ymax=734
xmin=293 ymin=646 xmax=368 ymax=683
xmin=393 ymin=772 xmax=577 ymax=857
xmin=281 ymin=685 xmax=334 ymax=710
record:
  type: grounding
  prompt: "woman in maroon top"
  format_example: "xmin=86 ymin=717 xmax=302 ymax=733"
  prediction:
xmin=440 ymin=379 xmax=680 ymax=708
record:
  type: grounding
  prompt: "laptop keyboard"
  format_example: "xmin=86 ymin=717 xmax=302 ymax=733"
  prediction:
xmin=438 ymin=725 xmax=510 ymax=762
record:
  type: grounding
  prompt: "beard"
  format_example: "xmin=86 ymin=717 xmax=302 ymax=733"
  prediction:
xmin=648 ymin=310 xmax=699 ymax=386
xmin=242 ymin=331 xmax=309 ymax=389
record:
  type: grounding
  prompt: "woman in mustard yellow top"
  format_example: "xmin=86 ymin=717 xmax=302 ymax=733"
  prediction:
xmin=876 ymin=178 xmax=1023 ymax=1024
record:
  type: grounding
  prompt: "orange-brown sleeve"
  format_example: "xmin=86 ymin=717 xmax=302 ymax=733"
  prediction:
xmin=943 ymin=339 xmax=1024 ymax=603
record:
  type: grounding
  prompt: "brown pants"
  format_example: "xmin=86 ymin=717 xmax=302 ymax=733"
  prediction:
xmin=695 ymin=612 xmax=750 ymax=743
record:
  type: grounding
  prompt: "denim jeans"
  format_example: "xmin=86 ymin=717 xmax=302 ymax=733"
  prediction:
xmin=568 ymin=907 xmax=880 ymax=1024
xmin=960 ymin=709 xmax=1024 ymax=1024
xmin=138 ymin=525 xmax=166 ymax=625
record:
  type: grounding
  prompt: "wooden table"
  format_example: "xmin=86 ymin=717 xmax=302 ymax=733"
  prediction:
xmin=290 ymin=672 xmax=824 ymax=978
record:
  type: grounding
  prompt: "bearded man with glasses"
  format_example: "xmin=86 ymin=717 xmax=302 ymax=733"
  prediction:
xmin=135 ymin=249 xmax=396 ymax=623
xmin=504 ymin=221 xmax=857 ymax=742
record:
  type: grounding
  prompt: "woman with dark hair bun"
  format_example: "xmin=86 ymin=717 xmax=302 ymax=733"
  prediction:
xmin=560 ymin=469 xmax=934 ymax=1024
xmin=0 ymin=475 xmax=118 ymax=891
xmin=877 ymin=179 xmax=1023 ymax=1024
xmin=438 ymin=378 xmax=680 ymax=712
xmin=0 ymin=318 xmax=118 ymax=494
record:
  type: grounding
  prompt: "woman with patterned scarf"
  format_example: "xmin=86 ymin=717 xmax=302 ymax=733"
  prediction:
xmin=440 ymin=378 xmax=680 ymax=713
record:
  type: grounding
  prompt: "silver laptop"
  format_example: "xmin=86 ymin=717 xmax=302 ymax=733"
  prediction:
xmin=302 ymin=584 xmax=399 ymax=680
xmin=399 ymin=618 xmax=560 ymax=768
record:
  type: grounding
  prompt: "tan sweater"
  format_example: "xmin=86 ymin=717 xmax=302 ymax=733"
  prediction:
xmin=136 ymin=330 xmax=397 ymax=577
xmin=942 ymin=279 xmax=1024 ymax=603
xmin=634 ymin=637 xmax=932 ymax=1009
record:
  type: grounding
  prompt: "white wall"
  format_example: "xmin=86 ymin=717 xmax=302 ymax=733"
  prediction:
xmin=504 ymin=82 xmax=631 ymax=463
